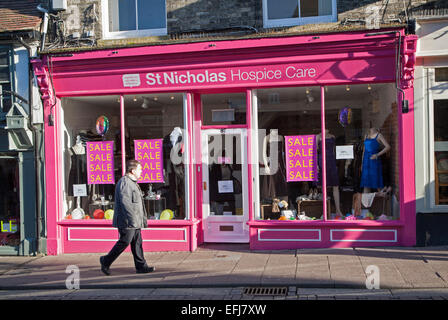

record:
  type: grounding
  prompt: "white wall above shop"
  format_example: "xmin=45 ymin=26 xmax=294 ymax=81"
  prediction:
xmin=416 ymin=18 xmax=448 ymax=57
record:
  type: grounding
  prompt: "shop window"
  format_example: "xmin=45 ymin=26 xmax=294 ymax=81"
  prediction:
xmin=433 ymin=99 xmax=448 ymax=205
xmin=256 ymin=87 xmax=323 ymax=220
xmin=125 ymin=93 xmax=186 ymax=219
xmin=102 ymin=0 xmax=167 ymax=39
xmin=0 ymin=157 xmax=20 ymax=247
xmin=202 ymin=92 xmax=246 ymax=126
xmin=324 ymin=84 xmax=400 ymax=221
xmin=255 ymin=84 xmax=400 ymax=221
xmin=61 ymin=96 xmax=122 ymax=220
xmin=61 ymin=93 xmax=187 ymax=221
xmin=435 ymin=68 xmax=448 ymax=82
xmin=263 ymin=0 xmax=336 ymax=28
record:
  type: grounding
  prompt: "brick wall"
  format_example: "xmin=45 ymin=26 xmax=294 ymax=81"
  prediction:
xmin=338 ymin=0 xmax=432 ymax=22
xmin=58 ymin=0 xmax=102 ymax=40
xmin=381 ymin=101 xmax=400 ymax=199
xmin=167 ymin=0 xmax=262 ymax=33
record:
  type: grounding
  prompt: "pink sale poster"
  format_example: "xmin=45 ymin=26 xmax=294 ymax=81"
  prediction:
xmin=285 ymin=135 xmax=317 ymax=182
xmin=87 ymin=141 xmax=115 ymax=184
xmin=134 ymin=139 xmax=164 ymax=183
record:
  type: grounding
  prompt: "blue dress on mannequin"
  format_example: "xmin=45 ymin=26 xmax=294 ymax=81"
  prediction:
xmin=360 ymin=133 xmax=384 ymax=189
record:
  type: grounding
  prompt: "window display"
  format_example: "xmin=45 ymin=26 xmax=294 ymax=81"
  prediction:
xmin=257 ymin=87 xmax=323 ymax=220
xmin=324 ymin=84 xmax=399 ymax=221
xmin=62 ymin=94 xmax=186 ymax=220
xmin=62 ymin=96 xmax=122 ymax=220
xmin=0 ymin=157 xmax=20 ymax=246
xmin=125 ymin=93 xmax=186 ymax=219
xmin=255 ymin=84 xmax=400 ymax=221
xmin=61 ymin=93 xmax=187 ymax=221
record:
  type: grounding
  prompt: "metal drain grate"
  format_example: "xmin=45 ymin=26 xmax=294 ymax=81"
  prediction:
xmin=243 ymin=287 xmax=288 ymax=296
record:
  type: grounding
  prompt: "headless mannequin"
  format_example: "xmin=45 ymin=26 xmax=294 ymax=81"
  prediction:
xmin=262 ymin=130 xmax=280 ymax=175
xmin=361 ymin=128 xmax=391 ymax=193
xmin=316 ymin=129 xmax=342 ymax=215
xmin=262 ymin=130 xmax=288 ymax=207
xmin=72 ymin=135 xmax=85 ymax=155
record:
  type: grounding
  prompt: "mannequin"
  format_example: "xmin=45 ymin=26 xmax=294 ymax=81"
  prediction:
xmin=162 ymin=127 xmax=185 ymax=218
xmin=260 ymin=130 xmax=288 ymax=207
xmin=68 ymin=135 xmax=87 ymax=196
xmin=316 ymin=129 xmax=342 ymax=215
xmin=360 ymin=127 xmax=391 ymax=192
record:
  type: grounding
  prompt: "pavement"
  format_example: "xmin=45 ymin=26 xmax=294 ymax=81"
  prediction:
xmin=0 ymin=244 xmax=448 ymax=300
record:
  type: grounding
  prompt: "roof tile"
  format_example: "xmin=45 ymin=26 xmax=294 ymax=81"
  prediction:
xmin=0 ymin=0 xmax=42 ymax=32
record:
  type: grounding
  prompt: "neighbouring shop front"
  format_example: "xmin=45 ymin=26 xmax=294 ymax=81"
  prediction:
xmin=414 ymin=16 xmax=448 ymax=246
xmin=33 ymin=28 xmax=417 ymax=254
xmin=0 ymin=44 xmax=42 ymax=256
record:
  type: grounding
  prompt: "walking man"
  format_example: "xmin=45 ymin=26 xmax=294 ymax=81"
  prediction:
xmin=100 ymin=159 xmax=155 ymax=275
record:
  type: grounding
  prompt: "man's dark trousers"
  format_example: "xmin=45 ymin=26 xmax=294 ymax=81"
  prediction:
xmin=102 ymin=228 xmax=146 ymax=270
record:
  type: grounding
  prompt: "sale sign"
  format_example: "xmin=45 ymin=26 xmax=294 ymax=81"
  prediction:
xmin=134 ymin=139 xmax=164 ymax=183
xmin=87 ymin=141 xmax=115 ymax=184
xmin=285 ymin=135 xmax=317 ymax=182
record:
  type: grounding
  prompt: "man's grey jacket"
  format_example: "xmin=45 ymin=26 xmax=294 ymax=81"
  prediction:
xmin=113 ymin=175 xmax=148 ymax=229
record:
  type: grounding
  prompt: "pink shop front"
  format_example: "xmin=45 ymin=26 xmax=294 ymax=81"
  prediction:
xmin=32 ymin=28 xmax=418 ymax=255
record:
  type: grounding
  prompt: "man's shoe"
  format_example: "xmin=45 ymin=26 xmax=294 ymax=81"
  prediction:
xmin=100 ymin=256 xmax=111 ymax=276
xmin=136 ymin=266 xmax=155 ymax=274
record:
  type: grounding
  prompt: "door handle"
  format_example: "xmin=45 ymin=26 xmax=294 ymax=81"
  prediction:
xmin=203 ymin=181 xmax=207 ymax=190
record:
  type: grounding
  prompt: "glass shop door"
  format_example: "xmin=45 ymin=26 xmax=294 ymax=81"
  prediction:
xmin=201 ymin=128 xmax=249 ymax=243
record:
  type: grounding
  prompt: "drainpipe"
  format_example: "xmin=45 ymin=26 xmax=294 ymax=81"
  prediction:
xmin=17 ymin=36 xmax=45 ymax=255
xmin=36 ymin=5 xmax=49 ymax=52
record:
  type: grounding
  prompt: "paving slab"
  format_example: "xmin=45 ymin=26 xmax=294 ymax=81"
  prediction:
xmin=261 ymin=252 xmax=297 ymax=285
xmin=390 ymin=261 xmax=446 ymax=288
xmin=296 ymin=264 xmax=333 ymax=288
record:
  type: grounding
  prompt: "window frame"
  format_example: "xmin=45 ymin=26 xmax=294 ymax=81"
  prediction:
xmin=262 ymin=0 xmax=337 ymax=28
xmin=58 ymin=93 xmax=192 ymax=221
xmin=101 ymin=0 xmax=167 ymax=40
xmin=252 ymin=84 xmax=401 ymax=221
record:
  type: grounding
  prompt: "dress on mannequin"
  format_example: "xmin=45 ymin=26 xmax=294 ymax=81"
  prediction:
xmin=316 ymin=132 xmax=338 ymax=187
xmin=316 ymin=130 xmax=342 ymax=215
xmin=162 ymin=128 xmax=185 ymax=216
xmin=360 ymin=128 xmax=390 ymax=191
xmin=68 ymin=135 xmax=87 ymax=196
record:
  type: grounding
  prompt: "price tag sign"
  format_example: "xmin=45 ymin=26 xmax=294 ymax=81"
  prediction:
xmin=336 ymin=145 xmax=354 ymax=159
xmin=73 ymin=184 xmax=87 ymax=197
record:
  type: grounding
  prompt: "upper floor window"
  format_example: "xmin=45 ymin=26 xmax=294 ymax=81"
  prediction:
xmin=102 ymin=0 xmax=167 ymax=39
xmin=263 ymin=0 xmax=337 ymax=28
xmin=0 ymin=47 xmax=13 ymax=116
xmin=435 ymin=67 xmax=448 ymax=82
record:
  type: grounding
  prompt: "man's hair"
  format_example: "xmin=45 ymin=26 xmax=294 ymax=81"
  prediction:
xmin=126 ymin=159 xmax=141 ymax=173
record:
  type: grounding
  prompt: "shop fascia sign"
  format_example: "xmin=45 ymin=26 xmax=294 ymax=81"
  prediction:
xmin=122 ymin=64 xmax=317 ymax=88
